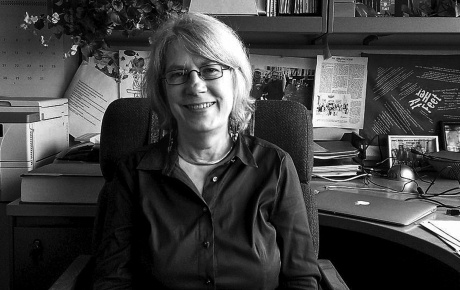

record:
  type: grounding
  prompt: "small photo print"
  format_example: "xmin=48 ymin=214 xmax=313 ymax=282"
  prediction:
xmin=388 ymin=135 xmax=439 ymax=168
xmin=440 ymin=122 xmax=460 ymax=152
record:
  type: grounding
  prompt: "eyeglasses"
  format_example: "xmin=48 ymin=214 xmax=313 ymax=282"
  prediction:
xmin=163 ymin=64 xmax=231 ymax=85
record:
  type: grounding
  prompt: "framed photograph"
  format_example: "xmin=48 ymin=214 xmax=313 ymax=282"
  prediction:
xmin=440 ymin=122 xmax=460 ymax=152
xmin=388 ymin=135 xmax=439 ymax=168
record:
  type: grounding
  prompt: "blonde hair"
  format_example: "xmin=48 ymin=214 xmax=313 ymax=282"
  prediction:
xmin=142 ymin=12 xmax=254 ymax=132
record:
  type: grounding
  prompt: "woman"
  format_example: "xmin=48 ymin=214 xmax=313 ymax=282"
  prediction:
xmin=93 ymin=12 xmax=320 ymax=289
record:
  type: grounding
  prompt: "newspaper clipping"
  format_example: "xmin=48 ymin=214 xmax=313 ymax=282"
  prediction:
xmin=312 ymin=55 xmax=368 ymax=129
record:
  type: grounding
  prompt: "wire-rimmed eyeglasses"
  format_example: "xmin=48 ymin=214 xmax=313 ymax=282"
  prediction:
xmin=163 ymin=64 xmax=231 ymax=85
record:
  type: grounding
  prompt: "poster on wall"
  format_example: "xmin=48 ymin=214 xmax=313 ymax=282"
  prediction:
xmin=361 ymin=53 xmax=460 ymax=142
xmin=119 ymin=50 xmax=150 ymax=98
xmin=249 ymin=54 xmax=316 ymax=109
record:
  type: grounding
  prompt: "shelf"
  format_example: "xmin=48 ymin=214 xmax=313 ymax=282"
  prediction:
xmin=106 ymin=15 xmax=327 ymax=48
xmin=326 ymin=17 xmax=460 ymax=47
xmin=217 ymin=16 xmax=326 ymax=46
xmin=330 ymin=17 xmax=460 ymax=34
xmin=106 ymin=13 xmax=460 ymax=49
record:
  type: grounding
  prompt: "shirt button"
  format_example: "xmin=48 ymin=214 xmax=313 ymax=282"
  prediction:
xmin=205 ymin=278 xmax=212 ymax=285
xmin=202 ymin=207 xmax=208 ymax=212
xmin=212 ymin=176 xmax=218 ymax=182
xmin=203 ymin=241 xmax=210 ymax=248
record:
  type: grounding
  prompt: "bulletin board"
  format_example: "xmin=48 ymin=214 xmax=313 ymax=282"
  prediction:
xmin=0 ymin=0 xmax=71 ymax=98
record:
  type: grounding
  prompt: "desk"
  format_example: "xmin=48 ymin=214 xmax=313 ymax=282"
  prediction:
xmin=6 ymin=177 xmax=460 ymax=290
xmin=312 ymin=175 xmax=460 ymax=290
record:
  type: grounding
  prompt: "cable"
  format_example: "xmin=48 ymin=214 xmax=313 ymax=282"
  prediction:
xmin=363 ymin=170 xmax=419 ymax=194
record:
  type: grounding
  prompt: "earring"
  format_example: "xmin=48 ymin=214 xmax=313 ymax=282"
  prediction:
xmin=167 ymin=129 xmax=174 ymax=153
xmin=229 ymin=115 xmax=239 ymax=142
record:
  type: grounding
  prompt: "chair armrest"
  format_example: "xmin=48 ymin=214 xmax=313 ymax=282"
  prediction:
xmin=49 ymin=255 xmax=93 ymax=290
xmin=318 ymin=259 xmax=350 ymax=290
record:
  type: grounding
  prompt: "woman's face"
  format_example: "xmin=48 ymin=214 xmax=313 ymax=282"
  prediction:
xmin=163 ymin=42 xmax=234 ymax=136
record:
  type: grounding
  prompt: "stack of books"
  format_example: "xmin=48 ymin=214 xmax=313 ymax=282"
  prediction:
xmin=313 ymin=140 xmax=361 ymax=177
xmin=269 ymin=0 xmax=320 ymax=16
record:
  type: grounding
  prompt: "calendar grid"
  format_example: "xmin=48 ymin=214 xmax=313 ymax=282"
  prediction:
xmin=0 ymin=0 xmax=68 ymax=98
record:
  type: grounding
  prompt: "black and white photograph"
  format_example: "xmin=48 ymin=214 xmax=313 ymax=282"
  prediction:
xmin=440 ymin=122 xmax=460 ymax=152
xmin=388 ymin=135 xmax=439 ymax=168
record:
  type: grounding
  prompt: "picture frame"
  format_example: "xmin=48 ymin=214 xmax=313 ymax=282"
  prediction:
xmin=388 ymin=135 xmax=439 ymax=168
xmin=440 ymin=122 xmax=460 ymax=152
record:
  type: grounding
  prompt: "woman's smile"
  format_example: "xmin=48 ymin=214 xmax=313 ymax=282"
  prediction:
xmin=184 ymin=101 xmax=216 ymax=111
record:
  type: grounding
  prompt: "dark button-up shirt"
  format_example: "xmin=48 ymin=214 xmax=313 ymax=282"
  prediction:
xmin=93 ymin=135 xmax=320 ymax=289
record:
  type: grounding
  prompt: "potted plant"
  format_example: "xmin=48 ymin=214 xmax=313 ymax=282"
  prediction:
xmin=20 ymin=0 xmax=185 ymax=59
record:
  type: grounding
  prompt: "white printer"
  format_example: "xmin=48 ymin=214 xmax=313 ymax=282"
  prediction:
xmin=0 ymin=97 xmax=69 ymax=201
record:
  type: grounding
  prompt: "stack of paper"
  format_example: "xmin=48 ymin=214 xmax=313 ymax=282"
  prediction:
xmin=420 ymin=220 xmax=460 ymax=255
xmin=314 ymin=141 xmax=360 ymax=159
xmin=313 ymin=141 xmax=361 ymax=177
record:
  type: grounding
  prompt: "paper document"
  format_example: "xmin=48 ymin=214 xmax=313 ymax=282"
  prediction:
xmin=64 ymin=62 xmax=118 ymax=138
xmin=312 ymin=56 xmax=368 ymax=129
xmin=421 ymin=220 xmax=460 ymax=255
xmin=313 ymin=140 xmax=359 ymax=159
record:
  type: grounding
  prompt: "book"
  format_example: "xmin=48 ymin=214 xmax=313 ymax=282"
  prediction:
xmin=20 ymin=162 xmax=104 ymax=204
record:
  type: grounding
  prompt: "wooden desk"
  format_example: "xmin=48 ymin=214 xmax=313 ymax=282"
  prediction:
xmin=312 ymin=175 xmax=460 ymax=290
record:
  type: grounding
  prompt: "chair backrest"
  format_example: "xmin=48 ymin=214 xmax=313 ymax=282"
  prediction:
xmin=252 ymin=100 xmax=319 ymax=257
xmin=99 ymin=98 xmax=158 ymax=181
xmin=253 ymin=100 xmax=313 ymax=184
xmin=98 ymin=98 xmax=319 ymax=256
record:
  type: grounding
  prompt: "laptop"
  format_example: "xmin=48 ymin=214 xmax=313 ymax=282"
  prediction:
xmin=316 ymin=190 xmax=437 ymax=226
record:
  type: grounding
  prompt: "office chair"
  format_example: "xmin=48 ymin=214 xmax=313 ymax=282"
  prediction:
xmin=49 ymin=98 xmax=348 ymax=290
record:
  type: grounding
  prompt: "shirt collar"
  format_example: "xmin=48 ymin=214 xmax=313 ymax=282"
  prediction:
xmin=136 ymin=134 xmax=258 ymax=173
xmin=235 ymin=135 xmax=258 ymax=168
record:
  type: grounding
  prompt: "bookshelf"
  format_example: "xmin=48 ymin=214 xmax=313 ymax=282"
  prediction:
xmin=327 ymin=0 xmax=460 ymax=48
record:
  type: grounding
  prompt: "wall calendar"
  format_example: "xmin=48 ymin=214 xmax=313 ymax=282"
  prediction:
xmin=0 ymin=0 xmax=75 ymax=99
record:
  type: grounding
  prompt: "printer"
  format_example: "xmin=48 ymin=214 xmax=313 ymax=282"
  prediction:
xmin=0 ymin=97 xmax=69 ymax=201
